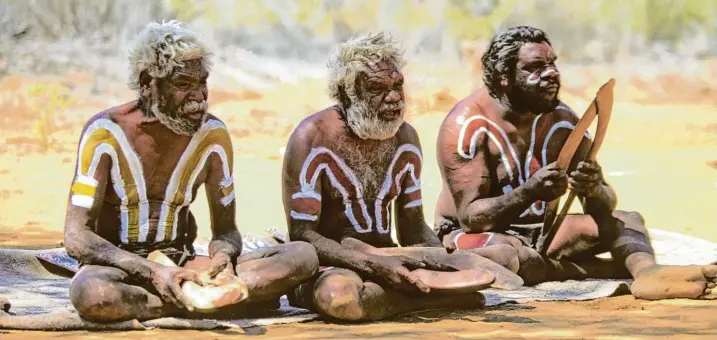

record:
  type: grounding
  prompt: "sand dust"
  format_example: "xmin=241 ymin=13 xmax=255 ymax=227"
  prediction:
xmin=1 ymin=297 xmax=716 ymax=339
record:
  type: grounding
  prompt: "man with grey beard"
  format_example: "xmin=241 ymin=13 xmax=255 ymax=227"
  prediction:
xmin=282 ymin=32 xmax=523 ymax=322
xmin=62 ymin=20 xmax=318 ymax=322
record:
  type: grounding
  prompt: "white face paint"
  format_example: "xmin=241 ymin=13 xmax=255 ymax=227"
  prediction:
xmin=526 ymin=67 xmax=560 ymax=86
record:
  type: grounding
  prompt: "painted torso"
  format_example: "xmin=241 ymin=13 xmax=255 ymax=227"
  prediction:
xmin=287 ymin=110 xmax=423 ymax=247
xmin=439 ymin=91 xmax=590 ymax=225
xmin=70 ymin=103 xmax=234 ymax=251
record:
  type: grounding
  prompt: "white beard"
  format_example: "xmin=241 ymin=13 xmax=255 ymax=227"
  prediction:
xmin=334 ymin=134 xmax=396 ymax=199
xmin=345 ymin=97 xmax=404 ymax=140
xmin=151 ymin=95 xmax=208 ymax=136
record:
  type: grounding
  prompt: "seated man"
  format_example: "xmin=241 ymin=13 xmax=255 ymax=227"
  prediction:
xmin=434 ymin=25 xmax=717 ymax=300
xmin=64 ymin=20 xmax=318 ymax=322
xmin=282 ymin=32 xmax=523 ymax=322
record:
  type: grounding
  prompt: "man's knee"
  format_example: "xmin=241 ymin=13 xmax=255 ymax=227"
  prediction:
xmin=469 ymin=244 xmax=520 ymax=273
xmin=312 ymin=269 xmax=364 ymax=321
xmin=615 ymin=210 xmax=646 ymax=227
xmin=515 ymin=246 xmax=548 ymax=285
xmin=281 ymin=241 xmax=320 ymax=279
xmin=493 ymin=244 xmax=520 ymax=272
xmin=69 ymin=267 xmax=125 ymax=321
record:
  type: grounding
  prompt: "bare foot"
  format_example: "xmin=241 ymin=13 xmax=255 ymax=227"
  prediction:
xmin=630 ymin=264 xmax=717 ymax=300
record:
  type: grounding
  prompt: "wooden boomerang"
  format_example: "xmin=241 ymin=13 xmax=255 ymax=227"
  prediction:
xmin=339 ymin=238 xmax=520 ymax=291
xmin=537 ymin=79 xmax=616 ymax=255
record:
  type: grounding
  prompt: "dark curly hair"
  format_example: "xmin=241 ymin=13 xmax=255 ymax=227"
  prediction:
xmin=481 ymin=26 xmax=552 ymax=99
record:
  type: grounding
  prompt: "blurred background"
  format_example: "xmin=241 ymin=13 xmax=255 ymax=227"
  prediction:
xmin=0 ymin=0 xmax=715 ymax=248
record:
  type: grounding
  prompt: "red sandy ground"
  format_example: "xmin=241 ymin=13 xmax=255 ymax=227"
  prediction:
xmin=0 ymin=60 xmax=716 ymax=338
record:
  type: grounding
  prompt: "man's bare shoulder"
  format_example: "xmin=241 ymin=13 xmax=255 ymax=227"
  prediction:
xmin=78 ymin=100 xmax=139 ymax=135
xmin=205 ymin=113 xmax=227 ymax=125
xmin=441 ymin=88 xmax=497 ymax=131
xmin=550 ymin=101 xmax=580 ymax=124
xmin=288 ymin=106 xmax=343 ymax=148
xmin=438 ymin=88 xmax=498 ymax=155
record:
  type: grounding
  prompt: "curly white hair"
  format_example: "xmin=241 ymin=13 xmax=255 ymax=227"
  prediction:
xmin=326 ymin=31 xmax=405 ymax=105
xmin=127 ymin=20 xmax=213 ymax=92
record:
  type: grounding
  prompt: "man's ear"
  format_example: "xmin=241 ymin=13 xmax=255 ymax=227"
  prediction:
xmin=139 ymin=70 xmax=152 ymax=90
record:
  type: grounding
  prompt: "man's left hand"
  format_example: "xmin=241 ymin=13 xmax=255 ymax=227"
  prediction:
xmin=207 ymin=251 xmax=235 ymax=279
xmin=568 ymin=161 xmax=604 ymax=198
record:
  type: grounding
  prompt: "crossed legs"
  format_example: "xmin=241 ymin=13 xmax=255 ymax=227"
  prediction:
xmin=445 ymin=210 xmax=717 ymax=300
xmin=69 ymin=241 xmax=318 ymax=322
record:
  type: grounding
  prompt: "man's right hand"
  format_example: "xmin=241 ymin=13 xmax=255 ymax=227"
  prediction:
xmin=366 ymin=255 xmax=432 ymax=294
xmin=525 ymin=161 xmax=568 ymax=202
xmin=150 ymin=265 xmax=203 ymax=311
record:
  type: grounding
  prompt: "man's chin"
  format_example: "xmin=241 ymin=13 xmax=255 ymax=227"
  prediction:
xmin=379 ymin=110 xmax=404 ymax=122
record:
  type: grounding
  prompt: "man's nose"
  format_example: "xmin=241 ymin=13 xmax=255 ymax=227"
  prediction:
xmin=540 ymin=66 xmax=560 ymax=80
xmin=187 ymin=86 xmax=206 ymax=102
xmin=384 ymin=90 xmax=401 ymax=103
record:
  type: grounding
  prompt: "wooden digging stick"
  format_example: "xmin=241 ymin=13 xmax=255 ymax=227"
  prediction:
xmin=537 ymin=79 xmax=616 ymax=254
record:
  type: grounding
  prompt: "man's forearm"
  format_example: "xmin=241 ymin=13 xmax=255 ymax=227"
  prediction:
xmin=208 ymin=230 xmax=243 ymax=259
xmin=581 ymin=183 xmax=617 ymax=215
xmin=65 ymin=228 xmax=159 ymax=281
xmin=460 ymin=186 xmax=536 ymax=233
xmin=295 ymin=229 xmax=376 ymax=275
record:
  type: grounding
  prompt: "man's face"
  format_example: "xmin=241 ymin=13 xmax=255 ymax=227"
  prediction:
xmin=507 ymin=42 xmax=560 ymax=114
xmin=345 ymin=60 xmax=405 ymax=140
xmin=151 ymin=59 xmax=209 ymax=135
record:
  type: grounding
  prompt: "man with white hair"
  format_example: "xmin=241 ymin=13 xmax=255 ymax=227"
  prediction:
xmin=281 ymin=32 xmax=523 ymax=322
xmin=63 ymin=20 xmax=318 ymax=322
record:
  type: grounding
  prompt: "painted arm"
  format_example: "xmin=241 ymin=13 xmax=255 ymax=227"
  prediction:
xmin=64 ymin=154 xmax=161 ymax=281
xmin=203 ymin=134 xmax=242 ymax=275
xmin=394 ymin=131 xmax=442 ymax=247
xmin=282 ymin=130 xmax=379 ymax=276
xmin=439 ymin=127 xmax=537 ymax=234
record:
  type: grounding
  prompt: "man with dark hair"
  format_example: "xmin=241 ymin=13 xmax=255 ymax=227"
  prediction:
xmin=433 ymin=25 xmax=717 ymax=300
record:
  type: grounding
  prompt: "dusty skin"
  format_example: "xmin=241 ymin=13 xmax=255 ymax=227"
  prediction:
xmin=1 ymin=58 xmax=716 ymax=336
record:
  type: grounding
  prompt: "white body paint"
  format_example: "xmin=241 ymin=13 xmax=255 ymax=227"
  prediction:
xmin=158 ymin=119 xmax=234 ymax=243
xmin=374 ymin=144 xmax=423 ymax=233
xmin=74 ymin=119 xmax=148 ymax=244
xmin=73 ymin=118 xmax=234 ymax=245
xmin=456 ymin=106 xmax=591 ymax=217
xmin=291 ymin=144 xmax=423 ymax=234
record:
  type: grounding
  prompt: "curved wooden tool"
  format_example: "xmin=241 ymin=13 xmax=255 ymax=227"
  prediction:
xmin=411 ymin=268 xmax=495 ymax=294
xmin=537 ymin=78 xmax=616 ymax=255
xmin=148 ymin=251 xmax=249 ymax=313
xmin=341 ymin=238 xmax=523 ymax=292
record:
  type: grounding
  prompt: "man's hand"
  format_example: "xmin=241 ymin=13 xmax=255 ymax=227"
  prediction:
xmin=366 ymin=255 xmax=432 ymax=294
xmin=569 ymin=161 xmax=603 ymax=198
xmin=197 ymin=252 xmax=236 ymax=286
xmin=208 ymin=252 xmax=235 ymax=278
xmin=525 ymin=162 xmax=568 ymax=202
xmin=150 ymin=265 xmax=203 ymax=311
